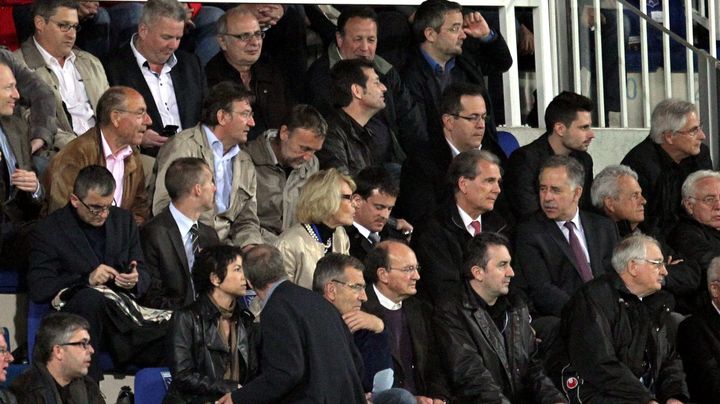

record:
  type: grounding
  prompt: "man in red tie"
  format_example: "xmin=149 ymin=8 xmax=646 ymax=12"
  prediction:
xmin=411 ymin=149 xmax=508 ymax=303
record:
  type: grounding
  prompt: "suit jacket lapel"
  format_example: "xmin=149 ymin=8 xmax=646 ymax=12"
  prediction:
xmin=161 ymin=210 xmax=190 ymax=273
xmin=545 ymin=216 xmax=580 ymax=271
xmin=169 ymin=64 xmax=186 ymax=127
xmin=580 ymin=212 xmax=602 ymax=275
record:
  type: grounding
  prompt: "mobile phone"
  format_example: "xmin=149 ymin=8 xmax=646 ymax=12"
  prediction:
xmin=159 ymin=125 xmax=179 ymax=137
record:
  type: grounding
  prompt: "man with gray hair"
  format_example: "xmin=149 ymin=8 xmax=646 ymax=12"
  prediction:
xmin=592 ymin=164 xmax=702 ymax=313
xmin=677 ymin=256 xmax=720 ymax=402
xmin=622 ymin=98 xmax=712 ymax=236
xmin=10 ymin=312 xmax=104 ymax=403
xmin=514 ymin=155 xmax=618 ymax=349
xmin=104 ymin=0 xmax=208 ymax=156
xmin=412 ymin=149 xmax=508 ymax=303
xmin=216 ymin=244 xmax=366 ymax=403
xmin=549 ymin=234 xmax=688 ymax=403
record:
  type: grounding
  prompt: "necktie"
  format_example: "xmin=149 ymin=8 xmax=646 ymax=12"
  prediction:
xmin=368 ymin=232 xmax=381 ymax=245
xmin=564 ymin=221 xmax=593 ymax=282
xmin=189 ymin=223 xmax=200 ymax=257
xmin=470 ymin=220 xmax=482 ymax=236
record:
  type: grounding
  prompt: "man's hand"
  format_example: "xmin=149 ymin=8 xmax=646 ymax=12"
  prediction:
xmin=215 ymin=393 xmax=233 ymax=404
xmin=114 ymin=261 xmax=139 ymax=290
xmin=665 ymin=399 xmax=684 ymax=404
xmin=343 ymin=311 xmax=384 ymax=333
xmin=244 ymin=4 xmax=284 ymax=29
xmin=89 ymin=264 xmax=120 ymax=286
xmin=10 ymin=168 xmax=39 ymax=193
xmin=463 ymin=11 xmax=491 ymax=40
xmin=394 ymin=218 xmax=413 ymax=234
xmin=141 ymin=129 xmax=169 ymax=148
xmin=415 ymin=396 xmax=433 ymax=404
xmin=30 ymin=138 xmax=46 ymax=154
xmin=519 ymin=24 xmax=534 ymax=55
xmin=77 ymin=1 xmax=99 ymax=20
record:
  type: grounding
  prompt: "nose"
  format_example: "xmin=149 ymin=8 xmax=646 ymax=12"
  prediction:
xmin=458 ymin=29 xmax=467 ymax=40
xmin=541 ymin=190 xmax=551 ymax=202
xmin=10 ymin=87 xmax=19 ymax=100
xmin=698 ymin=128 xmax=706 ymax=140
xmin=411 ymin=269 xmax=420 ymax=280
xmin=380 ymin=82 xmax=387 ymax=93
xmin=247 ymin=116 xmax=256 ymax=127
xmin=359 ymin=289 xmax=367 ymax=302
xmin=507 ymin=265 xmax=515 ymax=278
xmin=640 ymin=195 xmax=647 ymax=205
xmin=88 ymin=344 xmax=95 ymax=354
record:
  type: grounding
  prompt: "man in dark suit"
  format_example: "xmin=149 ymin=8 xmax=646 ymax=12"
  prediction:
xmin=677 ymin=257 xmax=720 ymax=403
xmin=0 ymin=60 xmax=44 ymax=267
xmin=362 ymin=241 xmax=450 ymax=402
xmin=140 ymin=157 xmax=219 ymax=310
xmin=396 ymin=82 xmax=506 ymax=224
xmin=104 ymin=0 xmax=207 ymax=156
xmin=514 ymin=155 xmax=618 ymax=348
xmin=504 ymin=91 xmax=595 ymax=220
xmin=28 ymin=165 xmax=166 ymax=381
xmin=217 ymin=244 xmax=366 ymax=403
xmin=412 ymin=150 xmax=508 ymax=303
xmin=347 ymin=166 xmax=410 ymax=262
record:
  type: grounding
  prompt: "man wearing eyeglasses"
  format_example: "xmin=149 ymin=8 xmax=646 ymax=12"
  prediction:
xmin=44 ymin=86 xmax=151 ymax=224
xmin=622 ymin=98 xmax=712 ymax=237
xmin=362 ymin=241 xmax=450 ymax=403
xmin=14 ymin=0 xmax=108 ymax=153
xmin=548 ymin=234 xmax=688 ymax=403
xmin=0 ymin=331 xmax=17 ymax=403
xmin=206 ymin=7 xmax=295 ymax=142
xmin=504 ymin=91 xmax=596 ymax=221
xmin=11 ymin=312 xmax=104 ymax=403
xmin=104 ymin=0 xmax=207 ymax=157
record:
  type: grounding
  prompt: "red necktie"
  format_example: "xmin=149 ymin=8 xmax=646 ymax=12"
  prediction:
xmin=564 ymin=221 xmax=593 ymax=282
xmin=470 ymin=220 xmax=482 ymax=236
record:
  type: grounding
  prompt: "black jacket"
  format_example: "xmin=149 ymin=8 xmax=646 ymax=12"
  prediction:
xmin=503 ymin=132 xmax=594 ymax=220
xmin=550 ymin=272 xmax=689 ymax=403
xmin=434 ymin=285 xmax=565 ymax=404
xmin=0 ymin=389 xmax=16 ymax=404
xmin=677 ymin=302 xmax=720 ymax=403
xmin=622 ymin=135 xmax=713 ymax=236
xmin=362 ymin=286 xmax=450 ymax=399
xmin=412 ymin=200 xmax=508 ymax=303
xmin=10 ymin=362 xmax=104 ymax=404
xmin=165 ymin=293 xmax=258 ymax=403
xmin=667 ymin=214 xmax=720 ymax=280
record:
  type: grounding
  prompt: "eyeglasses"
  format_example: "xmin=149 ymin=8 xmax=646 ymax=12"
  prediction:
xmin=60 ymin=339 xmax=92 ymax=350
xmin=675 ymin=124 xmax=703 ymax=137
xmin=49 ymin=19 xmax=82 ymax=32
xmin=228 ymin=110 xmax=254 ymax=119
xmin=220 ymin=31 xmax=265 ymax=42
xmin=74 ymin=195 xmax=116 ymax=216
xmin=0 ymin=347 xmax=10 ymax=357
xmin=633 ymin=258 xmax=665 ymax=271
xmin=689 ymin=195 xmax=720 ymax=206
xmin=331 ymin=279 xmax=366 ymax=293
xmin=450 ymin=113 xmax=487 ymax=125
xmin=387 ymin=265 xmax=421 ymax=274
xmin=340 ymin=194 xmax=353 ymax=201
xmin=115 ymin=108 xmax=147 ymax=118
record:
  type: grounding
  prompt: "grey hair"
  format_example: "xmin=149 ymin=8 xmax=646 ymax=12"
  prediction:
xmin=649 ymin=99 xmax=698 ymax=144
xmin=708 ymin=256 xmax=720 ymax=285
xmin=590 ymin=165 xmax=639 ymax=210
xmin=539 ymin=155 xmax=585 ymax=191
xmin=681 ymin=169 xmax=720 ymax=200
xmin=447 ymin=150 xmax=501 ymax=193
xmin=611 ymin=234 xmax=660 ymax=274
xmin=140 ymin=0 xmax=187 ymax=26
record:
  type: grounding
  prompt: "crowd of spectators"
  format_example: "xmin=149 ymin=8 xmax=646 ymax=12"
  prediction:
xmin=0 ymin=0 xmax=717 ymax=403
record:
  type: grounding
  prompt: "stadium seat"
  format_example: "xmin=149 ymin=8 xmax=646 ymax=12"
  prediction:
xmin=134 ymin=367 xmax=172 ymax=404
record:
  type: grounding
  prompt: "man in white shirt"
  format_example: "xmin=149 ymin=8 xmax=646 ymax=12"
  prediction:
xmin=15 ymin=0 xmax=109 ymax=152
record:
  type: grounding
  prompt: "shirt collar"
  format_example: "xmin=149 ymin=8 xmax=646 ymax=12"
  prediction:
xmin=99 ymin=130 xmax=133 ymax=160
xmin=352 ymin=222 xmax=372 ymax=239
xmin=168 ymin=202 xmax=196 ymax=240
xmin=34 ymin=37 xmax=76 ymax=66
xmin=457 ymin=204 xmax=482 ymax=224
xmin=420 ymin=47 xmax=455 ymax=75
xmin=203 ymin=124 xmax=240 ymax=159
xmin=555 ymin=208 xmax=581 ymax=228
xmin=130 ymin=33 xmax=177 ymax=72
xmin=373 ymin=284 xmax=402 ymax=310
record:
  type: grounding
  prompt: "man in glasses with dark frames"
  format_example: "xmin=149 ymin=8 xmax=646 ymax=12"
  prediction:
xmin=44 ymin=86 xmax=151 ymax=224
xmin=29 ymin=166 xmax=166 ymax=382
xmin=11 ymin=312 xmax=104 ymax=403
xmin=504 ymin=91 xmax=596 ymax=221
xmin=362 ymin=241 xmax=450 ymax=403
xmin=15 ymin=0 xmax=108 ymax=153
xmin=623 ymin=98 xmax=713 ymax=237
xmin=207 ymin=7 xmax=296 ymax=142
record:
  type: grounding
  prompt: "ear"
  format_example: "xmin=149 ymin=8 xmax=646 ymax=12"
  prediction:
xmin=553 ymin=121 xmax=566 ymax=136
xmin=324 ymin=282 xmax=337 ymax=301
xmin=627 ymin=259 xmax=640 ymax=277
xmin=442 ymin=114 xmax=455 ymax=132
xmin=278 ymin=125 xmax=290 ymax=142
xmin=682 ymin=198 xmax=694 ymax=215
xmin=603 ymin=196 xmax=616 ymax=215
xmin=423 ymin=26 xmax=437 ymax=43
xmin=216 ymin=109 xmax=228 ymax=126
xmin=377 ymin=267 xmax=389 ymax=284
xmin=457 ymin=176 xmax=469 ymax=194
xmin=335 ymin=31 xmax=344 ymax=48
xmin=350 ymin=83 xmax=364 ymax=100
xmin=217 ymin=34 xmax=228 ymax=51
xmin=352 ymin=194 xmax=363 ymax=205
xmin=138 ymin=22 xmax=149 ymax=40
xmin=210 ymin=272 xmax=222 ymax=287
xmin=34 ymin=15 xmax=46 ymax=32
xmin=69 ymin=193 xmax=80 ymax=209
xmin=52 ymin=345 xmax=64 ymax=361
xmin=663 ymin=131 xmax=675 ymax=145
xmin=471 ymin=265 xmax=484 ymax=281
xmin=192 ymin=182 xmax=202 ymax=197
xmin=573 ymin=185 xmax=583 ymax=202
xmin=110 ymin=110 xmax=121 ymax=128
xmin=710 ymin=282 xmax=720 ymax=299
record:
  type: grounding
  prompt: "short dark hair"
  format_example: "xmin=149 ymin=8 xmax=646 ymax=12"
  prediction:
xmin=337 ymin=7 xmax=378 ymax=36
xmin=353 ymin=166 xmax=399 ymax=199
xmin=192 ymin=245 xmax=243 ymax=295
xmin=312 ymin=253 xmax=364 ymax=293
xmin=165 ymin=157 xmax=211 ymax=200
xmin=32 ymin=0 xmax=79 ymax=20
xmin=412 ymin=0 xmax=462 ymax=43
xmin=243 ymin=244 xmax=287 ymax=290
xmin=96 ymin=86 xmax=135 ymax=127
xmin=539 ymin=155 xmax=585 ymax=191
xmin=447 ymin=150 xmax=501 ymax=193
xmin=73 ymin=165 xmax=115 ymax=199
xmin=440 ymin=82 xmax=485 ymax=116
xmin=201 ymin=81 xmax=255 ymax=126
xmin=544 ymin=91 xmax=594 ymax=133
xmin=330 ymin=58 xmax=374 ymax=108
xmin=281 ymin=104 xmax=328 ymax=138
xmin=363 ymin=241 xmax=392 ymax=284
xmin=33 ymin=312 xmax=90 ymax=365
xmin=463 ymin=232 xmax=509 ymax=279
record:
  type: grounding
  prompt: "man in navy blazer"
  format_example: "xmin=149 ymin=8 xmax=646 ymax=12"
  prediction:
xmin=140 ymin=157 xmax=219 ymax=310
xmin=104 ymin=0 xmax=207 ymax=156
xmin=514 ymin=155 xmax=618 ymax=350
